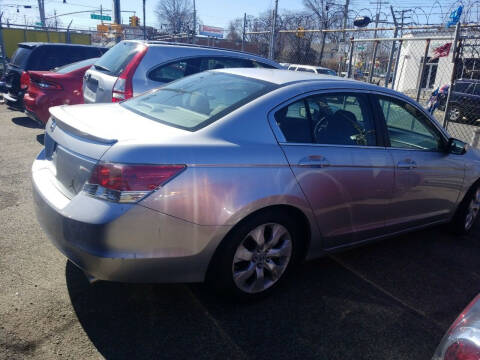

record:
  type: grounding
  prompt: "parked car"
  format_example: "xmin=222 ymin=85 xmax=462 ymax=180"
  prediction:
xmin=432 ymin=294 xmax=480 ymax=359
xmin=1 ymin=43 xmax=107 ymax=110
xmin=440 ymin=79 xmax=480 ymax=124
xmin=33 ymin=69 xmax=480 ymax=299
xmin=82 ymin=40 xmax=281 ymax=104
xmin=24 ymin=58 xmax=98 ymax=126
xmin=287 ymin=64 xmax=337 ymax=76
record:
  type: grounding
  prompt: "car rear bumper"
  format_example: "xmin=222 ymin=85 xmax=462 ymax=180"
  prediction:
xmin=3 ymin=92 xmax=24 ymax=110
xmin=32 ymin=150 xmax=229 ymax=283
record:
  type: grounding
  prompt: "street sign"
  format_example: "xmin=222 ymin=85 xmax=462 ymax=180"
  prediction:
xmin=357 ymin=45 xmax=365 ymax=51
xmin=90 ymin=14 xmax=111 ymax=21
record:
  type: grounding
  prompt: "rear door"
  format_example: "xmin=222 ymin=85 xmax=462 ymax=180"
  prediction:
xmin=375 ymin=94 xmax=465 ymax=231
xmin=272 ymin=91 xmax=394 ymax=248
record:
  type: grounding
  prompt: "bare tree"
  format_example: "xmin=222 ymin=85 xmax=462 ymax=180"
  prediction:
xmin=155 ymin=0 xmax=194 ymax=34
xmin=226 ymin=19 xmax=242 ymax=41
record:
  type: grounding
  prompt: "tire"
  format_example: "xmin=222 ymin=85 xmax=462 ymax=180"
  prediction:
xmin=449 ymin=106 xmax=465 ymax=123
xmin=449 ymin=183 xmax=480 ymax=235
xmin=207 ymin=210 xmax=303 ymax=300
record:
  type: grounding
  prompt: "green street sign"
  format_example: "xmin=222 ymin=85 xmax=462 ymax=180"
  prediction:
xmin=35 ymin=22 xmax=43 ymax=26
xmin=357 ymin=45 xmax=365 ymax=51
xmin=90 ymin=14 xmax=111 ymax=21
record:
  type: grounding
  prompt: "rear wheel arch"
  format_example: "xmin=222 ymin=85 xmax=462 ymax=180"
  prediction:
xmin=206 ymin=204 xmax=311 ymax=281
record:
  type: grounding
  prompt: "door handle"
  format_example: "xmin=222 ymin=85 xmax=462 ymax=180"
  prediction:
xmin=298 ymin=155 xmax=330 ymax=168
xmin=397 ymin=159 xmax=417 ymax=170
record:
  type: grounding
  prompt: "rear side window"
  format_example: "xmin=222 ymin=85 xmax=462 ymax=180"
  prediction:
xmin=148 ymin=57 xmax=277 ymax=83
xmin=149 ymin=59 xmax=201 ymax=83
xmin=94 ymin=41 xmax=144 ymax=76
xmin=122 ymin=71 xmax=275 ymax=131
xmin=10 ymin=47 xmax=32 ymax=68
xmin=54 ymin=58 xmax=97 ymax=74
xmin=275 ymin=93 xmax=376 ymax=146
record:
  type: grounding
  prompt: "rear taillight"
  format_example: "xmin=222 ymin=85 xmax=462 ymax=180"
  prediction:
xmin=84 ymin=162 xmax=185 ymax=203
xmin=111 ymin=45 xmax=148 ymax=102
xmin=20 ymin=71 xmax=30 ymax=90
xmin=432 ymin=294 xmax=480 ymax=360
xmin=444 ymin=340 xmax=480 ymax=360
xmin=32 ymin=79 xmax=62 ymax=90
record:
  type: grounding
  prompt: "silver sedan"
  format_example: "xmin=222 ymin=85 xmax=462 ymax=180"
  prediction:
xmin=32 ymin=68 xmax=480 ymax=299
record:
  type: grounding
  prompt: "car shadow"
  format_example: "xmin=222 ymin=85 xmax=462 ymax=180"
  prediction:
xmin=11 ymin=116 xmax=42 ymax=129
xmin=64 ymin=224 xmax=480 ymax=360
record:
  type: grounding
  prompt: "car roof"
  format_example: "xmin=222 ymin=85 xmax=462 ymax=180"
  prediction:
xmin=216 ymin=68 xmax=355 ymax=85
xmin=18 ymin=42 xmax=107 ymax=49
xmin=120 ymin=40 xmax=279 ymax=65
xmin=289 ymin=64 xmax=331 ymax=70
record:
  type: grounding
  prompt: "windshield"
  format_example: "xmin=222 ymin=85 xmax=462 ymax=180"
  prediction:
xmin=54 ymin=58 xmax=97 ymax=74
xmin=94 ymin=41 xmax=143 ymax=76
xmin=10 ymin=47 xmax=32 ymax=68
xmin=122 ymin=71 xmax=275 ymax=131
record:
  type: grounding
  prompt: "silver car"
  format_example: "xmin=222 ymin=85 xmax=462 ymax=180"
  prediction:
xmin=82 ymin=40 xmax=280 ymax=104
xmin=33 ymin=69 xmax=480 ymax=299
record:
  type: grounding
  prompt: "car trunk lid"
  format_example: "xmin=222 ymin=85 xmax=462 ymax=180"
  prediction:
xmin=43 ymin=103 xmax=187 ymax=199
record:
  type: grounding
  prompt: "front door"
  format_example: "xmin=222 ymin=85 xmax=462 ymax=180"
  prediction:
xmin=376 ymin=95 xmax=465 ymax=231
xmin=273 ymin=92 xmax=394 ymax=248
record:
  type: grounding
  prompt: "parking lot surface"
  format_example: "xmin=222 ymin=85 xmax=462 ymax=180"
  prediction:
xmin=1 ymin=105 xmax=480 ymax=360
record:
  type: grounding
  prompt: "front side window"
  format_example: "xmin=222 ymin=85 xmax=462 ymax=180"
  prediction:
xmin=275 ymin=93 xmax=376 ymax=146
xmin=379 ymin=96 xmax=444 ymax=151
xmin=122 ymin=71 xmax=275 ymax=131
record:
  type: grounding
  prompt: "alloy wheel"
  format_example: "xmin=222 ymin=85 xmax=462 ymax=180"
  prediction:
xmin=232 ymin=223 xmax=292 ymax=294
xmin=449 ymin=107 xmax=461 ymax=122
xmin=465 ymin=189 xmax=480 ymax=231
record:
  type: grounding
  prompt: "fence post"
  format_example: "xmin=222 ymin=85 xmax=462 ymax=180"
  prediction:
xmin=471 ymin=129 xmax=480 ymax=148
xmin=319 ymin=30 xmax=327 ymax=66
xmin=385 ymin=26 xmax=399 ymax=87
xmin=416 ymin=39 xmax=430 ymax=102
xmin=368 ymin=40 xmax=379 ymax=83
xmin=242 ymin=12 xmax=246 ymax=52
xmin=268 ymin=0 xmax=278 ymax=60
xmin=66 ymin=20 xmax=72 ymax=44
xmin=391 ymin=39 xmax=403 ymax=89
xmin=347 ymin=37 xmax=354 ymax=78
xmin=442 ymin=22 xmax=462 ymax=129
xmin=0 ymin=14 xmax=6 ymax=71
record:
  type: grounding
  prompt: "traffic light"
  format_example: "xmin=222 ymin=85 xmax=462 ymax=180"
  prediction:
xmin=129 ymin=16 xmax=140 ymax=27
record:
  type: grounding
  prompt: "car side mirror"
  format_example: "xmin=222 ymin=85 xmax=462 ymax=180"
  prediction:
xmin=447 ymin=138 xmax=467 ymax=155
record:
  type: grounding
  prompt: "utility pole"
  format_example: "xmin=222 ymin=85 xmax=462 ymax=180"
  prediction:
xmin=143 ymin=0 xmax=146 ymax=40
xmin=268 ymin=0 xmax=279 ymax=60
xmin=343 ymin=0 xmax=349 ymax=42
xmin=113 ymin=0 xmax=121 ymax=25
xmin=54 ymin=9 xmax=57 ymax=30
xmin=37 ymin=0 xmax=46 ymax=27
xmin=100 ymin=5 xmax=103 ymax=24
xmin=192 ymin=0 xmax=196 ymax=43
xmin=0 ymin=12 xmax=7 ymax=69
xmin=242 ymin=12 xmax=247 ymax=51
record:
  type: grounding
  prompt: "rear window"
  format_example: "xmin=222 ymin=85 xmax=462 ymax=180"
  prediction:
xmin=10 ymin=47 xmax=32 ymax=68
xmin=54 ymin=58 xmax=97 ymax=74
xmin=122 ymin=71 xmax=275 ymax=131
xmin=94 ymin=41 xmax=143 ymax=76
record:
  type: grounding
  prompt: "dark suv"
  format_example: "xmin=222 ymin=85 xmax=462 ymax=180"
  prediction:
xmin=441 ymin=79 xmax=480 ymax=124
xmin=1 ymin=43 xmax=107 ymax=110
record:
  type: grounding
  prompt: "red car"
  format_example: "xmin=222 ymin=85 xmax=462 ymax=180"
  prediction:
xmin=24 ymin=58 xmax=98 ymax=126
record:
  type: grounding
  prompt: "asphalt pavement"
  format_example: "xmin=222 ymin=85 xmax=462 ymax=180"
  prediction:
xmin=1 ymin=105 xmax=480 ymax=359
